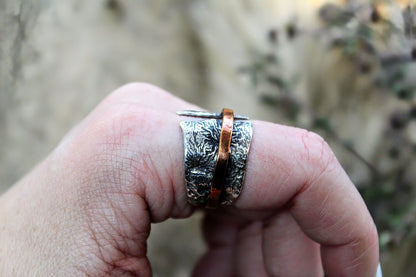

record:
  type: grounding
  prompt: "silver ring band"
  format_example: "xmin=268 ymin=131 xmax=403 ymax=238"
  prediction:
xmin=178 ymin=110 xmax=253 ymax=207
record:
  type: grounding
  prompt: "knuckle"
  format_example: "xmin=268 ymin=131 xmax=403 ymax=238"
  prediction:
xmin=95 ymin=105 xmax=156 ymax=169
xmin=298 ymin=129 xmax=337 ymax=180
xmin=110 ymin=82 xmax=170 ymax=101
xmin=72 ymin=104 xmax=159 ymax=194
xmin=61 ymin=91 xmax=189 ymax=221
xmin=86 ymin=107 xmax=180 ymax=220
xmin=88 ymin=105 xmax=148 ymax=156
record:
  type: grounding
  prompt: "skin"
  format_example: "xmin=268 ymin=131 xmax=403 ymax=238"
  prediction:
xmin=0 ymin=83 xmax=379 ymax=276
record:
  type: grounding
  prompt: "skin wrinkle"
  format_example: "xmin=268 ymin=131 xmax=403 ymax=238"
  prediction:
xmin=84 ymin=218 xmax=110 ymax=275
xmin=78 ymin=102 xmax=180 ymax=273
xmin=261 ymin=211 xmax=323 ymax=277
xmin=116 ymin=116 xmax=185 ymax=215
xmin=322 ymin=236 xmax=376 ymax=276
xmin=166 ymin=141 xmax=191 ymax=219
xmin=94 ymin=112 xmax=151 ymax=197
xmin=112 ymin=194 xmax=149 ymax=248
xmin=300 ymin=130 xmax=329 ymax=162
xmin=316 ymin=189 xmax=331 ymax=225
xmin=92 ymin=211 xmax=120 ymax=257
xmin=166 ymin=150 xmax=178 ymax=207
xmin=255 ymin=138 xmax=294 ymax=203
xmin=301 ymin=176 xmax=348 ymax=237
xmin=289 ymin=131 xmax=337 ymax=209
xmin=345 ymin=232 xmax=379 ymax=272
xmin=108 ymin=194 xmax=134 ymax=241
xmin=74 ymin=236 xmax=105 ymax=275
xmin=105 ymin=119 xmax=138 ymax=185
xmin=322 ymin=222 xmax=377 ymax=254
xmin=301 ymin=131 xmax=312 ymax=161
xmin=303 ymin=133 xmax=335 ymax=183
xmin=141 ymin=152 xmax=169 ymax=222
xmin=84 ymin=195 xmax=150 ymax=275
xmin=97 ymin=105 xmax=183 ymax=222
xmin=297 ymin=193 xmax=356 ymax=245
xmin=272 ymin=163 xmax=295 ymax=205
xmin=299 ymin=183 xmax=364 ymax=246
xmin=80 ymin=139 xmax=150 ymax=276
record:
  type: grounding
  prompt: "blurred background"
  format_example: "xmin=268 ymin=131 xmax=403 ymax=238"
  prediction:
xmin=1 ymin=0 xmax=415 ymax=276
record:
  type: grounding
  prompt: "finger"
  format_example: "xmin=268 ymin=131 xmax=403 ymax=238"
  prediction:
xmin=195 ymin=210 xmax=271 ymax=277
xmin=75 ymin=84 xmax=378 ymax=275
xmin=62 ymin=83 xmax=204 ymax=224
xmin=192 ymin=247 xmax=233 ymax=277
xmin=234 ymin=221 xmax=268 ymax=277
xmin=193 ymin=212 xmax=237 ymax=277
xmin=235 ymin=122 xmax=379 ymax=276
xmin=263 ymin=210 xmax=323 ymax=277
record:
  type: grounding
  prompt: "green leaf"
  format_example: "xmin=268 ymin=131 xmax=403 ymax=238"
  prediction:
xmin=312 ymin=117 xmax=333 ymax=131
xmin=260 ymin=94 xmax=279 ymax=107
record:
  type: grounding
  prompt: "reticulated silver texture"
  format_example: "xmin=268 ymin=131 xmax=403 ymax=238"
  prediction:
xmin=180 ymin=119 xmax=253 ymax=206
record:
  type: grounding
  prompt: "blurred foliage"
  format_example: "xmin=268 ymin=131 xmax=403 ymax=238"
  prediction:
xmin=240 ymin=1 xmax=416 ymax=253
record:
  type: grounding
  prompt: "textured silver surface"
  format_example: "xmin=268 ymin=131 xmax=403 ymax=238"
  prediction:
xmin=177 ymin=110 xmax=249 ymax=120
xmin=180 ymin=118 xmax=253 ymax=206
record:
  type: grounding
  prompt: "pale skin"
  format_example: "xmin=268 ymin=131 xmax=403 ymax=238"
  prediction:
xmin=0 ymin=83 xmax=379 ymax=276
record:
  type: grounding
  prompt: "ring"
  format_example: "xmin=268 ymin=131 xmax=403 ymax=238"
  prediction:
xmin=177 ymin=109 xmax=253 ymax=208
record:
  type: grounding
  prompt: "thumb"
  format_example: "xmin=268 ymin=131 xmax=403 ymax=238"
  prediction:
xmin=57 ymin=83 xmax=199 ymax=274
xmin=0 ymin=83 xmax=196 ymax=276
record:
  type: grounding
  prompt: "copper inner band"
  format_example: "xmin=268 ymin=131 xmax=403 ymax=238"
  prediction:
xmin=206 ymin=108 xmax=234 ymax=209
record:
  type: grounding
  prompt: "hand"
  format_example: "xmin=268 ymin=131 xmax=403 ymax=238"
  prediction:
xmin=0 ymin=83 xmax=379 ymax=276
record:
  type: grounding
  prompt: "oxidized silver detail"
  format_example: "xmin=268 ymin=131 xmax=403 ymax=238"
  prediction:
xmin=177 ymin=110 xmax=249 ymax=120
xmin=179 ymin=116 xmax=253 ymax=206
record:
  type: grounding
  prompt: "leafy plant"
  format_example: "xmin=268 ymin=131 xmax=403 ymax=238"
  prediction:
xmin=240 ymin=1 xmax=416 ymax=252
